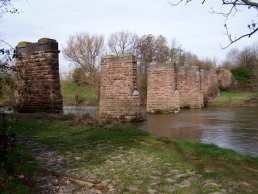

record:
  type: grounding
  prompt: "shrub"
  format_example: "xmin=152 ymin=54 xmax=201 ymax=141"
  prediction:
xmin=204 ymin=84 xmax=220 ymax=106
xmin=231 ymin=66 xmax=254 ymax=86
xmin=74 ymin=94 xmax=86 ymax=105
xmin=137 ymin=74 xmax=147 ymax=105
xmin=0 ymin=74 xmax=14 ymax=98
xmin=72 ymin=67 xmax=88 ymax=86
xmin=0 ymin=113 xmax=16 ymax=162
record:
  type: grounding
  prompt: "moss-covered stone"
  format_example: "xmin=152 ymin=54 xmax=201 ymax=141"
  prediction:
xmin=17 ymin=41 xmax=33 ymax=48
xmin=101 ymin=55 xmax=115 ymax=59
xmin=38 ymin=38 xmax=56 ymax=45
xmin=15 ymin=38 xmax=62 ymax=113
xmin=102 ymin=53 xmax=134 ymax=59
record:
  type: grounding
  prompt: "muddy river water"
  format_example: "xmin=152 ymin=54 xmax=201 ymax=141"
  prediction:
xmin=64 ymin=106 xmax=258 ymax=157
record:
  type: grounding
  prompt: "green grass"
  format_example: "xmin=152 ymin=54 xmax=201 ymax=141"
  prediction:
xmin=61 ymin=80 xmax=98 ymax=106
xmin=0 ymin=79 xmax=98 ymax=107
xmin=209 ymin=91 xmax=258 ymax=107
xmin=0 ymin=144 xmax=39 ymax=193
xmin=219 ymin=91 xmax=254 ymax=98
xmin=5 ymin=116 xmax=258 ymax=193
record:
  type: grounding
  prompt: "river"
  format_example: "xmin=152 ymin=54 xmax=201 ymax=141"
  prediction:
xmin=64 ymin=106 xmax=258 ymax=157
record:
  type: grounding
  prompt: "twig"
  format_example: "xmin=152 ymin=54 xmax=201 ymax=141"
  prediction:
xmin=0 ymin=39 xmax=15 ymax=50
xmin=42 ymin=170 xmax=98 ymax=188
xmin=221 ymin=24 xmax=258 ymax=49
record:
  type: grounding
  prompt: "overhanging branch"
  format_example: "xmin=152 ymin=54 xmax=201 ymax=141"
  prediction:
xmin=170 ymin=0 xmax=258 ymax=47
xmin=221 ymin=25 xmax=258 ymax=48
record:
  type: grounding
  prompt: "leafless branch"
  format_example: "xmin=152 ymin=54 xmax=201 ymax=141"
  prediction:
xmin=169 ymin=0 xmax=184 ymax=7
xmin=170 ymin=0 xmax=258 ymax=47
xmin=221 ymin=24 xmax=258 ymax=48
xmin=108 ymin=31 xmax=138 ymax=55
xmin=210 ymin=4 xmax=238 ymax=19
xmin=62 ymin=32 xmax=104 ymax=75
xmin=0 ymin=38 xmax=15 ymax=49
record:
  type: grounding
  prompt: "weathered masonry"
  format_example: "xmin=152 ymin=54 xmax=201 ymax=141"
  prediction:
xmin=147 ymin=65 xmax=218 ymax=113
xmin=99 ymin=54 xmax=141 ymax=121
xmin=177 ymin=66 xmax=204 ymax=109
xmin=202 ymin=69 xmax=218 ymax=95
xmin=147 ymin=64 xmax=180 ymax=113
xmin=15 ymin=38 xmax=63 ymax=113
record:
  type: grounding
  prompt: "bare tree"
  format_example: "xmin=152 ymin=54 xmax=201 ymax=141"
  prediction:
xmin=1 ymin=0 xmax=18 ymax=65
xmin=0 ymin=0 xmax=18 ymax=18
xmin=168 ymin=39 xmax=183 ymax=63
xmin=63 ymin=32 xmax=104 ymax=88
xmin=0 ymin=0 xmax=18 ymax=49
xmin=237 ymin=46 xmax=258 ymax=69
xmin=136 ymin=35 xmax=180 ymax=73
xmin=0 ymin=0 xmax=18 ymax=174
xmin=136 ymin=34 xmax=183 ymax=104
xmin=136 ymin=34 xmax=156 ymax=75
xmin=107 ymin=31 xmax=138 ymax=55
xmin=1 ymin=0 xmax=18 ymax=100
xmin=223 ymin=44 xmax=258 ymax=90
xmin=153 ymin=35 xmax=170 ymax=63
xmin=184 ymin=52 xmax=200 ymax=67
xmin=170 ymin=0 xmax=258 ymax=48
xmin=225 ymin=48 xmax=240 ymax=65
xmin=182 ymin=51 xmax=217 ymax=69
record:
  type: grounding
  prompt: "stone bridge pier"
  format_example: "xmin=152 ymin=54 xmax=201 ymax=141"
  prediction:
xmin=146 ymin=64 xmax=180 ymax=113
xmin=177 ymin=66 xmax=204 ymax=109
xmin=15 ymin=38 xmax=63 ymax=113
xmin=99 ymin=54 xmax=142 ymax=121
xmin=146 ymin=65 xmax=208 ymax=113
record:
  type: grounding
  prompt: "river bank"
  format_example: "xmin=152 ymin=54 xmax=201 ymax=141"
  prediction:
xmin=208 ymin=91 xmax=258 ymax=107
xmin=2 ymin=115 xmax=258 ymax=193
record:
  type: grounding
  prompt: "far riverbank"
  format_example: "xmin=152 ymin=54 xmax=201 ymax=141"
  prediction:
xmin=208 ymin=91 xmax=258 ymax=107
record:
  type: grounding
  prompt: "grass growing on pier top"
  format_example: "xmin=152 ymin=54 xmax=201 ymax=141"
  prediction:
xmin=4 ymin=116 xmax=258 ymax=193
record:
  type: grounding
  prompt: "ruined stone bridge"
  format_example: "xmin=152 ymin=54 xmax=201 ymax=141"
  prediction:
xmin=99 ymin=55 xmax=217 ymax=121
xmin=14 ymin=38 xmax=218 ymax=122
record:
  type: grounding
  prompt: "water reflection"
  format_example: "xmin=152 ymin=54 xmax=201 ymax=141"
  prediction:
xmin=64 ymin=106 xmax=258 ymax=157
xmin=138 ymin=112 xmax=204 ymax=141
xmin=199 ymin=108 xmax=258 ymax=156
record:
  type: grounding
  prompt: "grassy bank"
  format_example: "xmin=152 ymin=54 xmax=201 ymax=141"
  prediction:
xmin=209 ymin=91 xmax=258 ymax=107
xmin=3 ymin=116 xmax=258 ymax=193
xmin=0 ymin=144 xmax=38 ymax=193
xmin=61 ymin=80 xmax=98 ymax=106
xmin=0 ymin=80 xmax=98 ymax=107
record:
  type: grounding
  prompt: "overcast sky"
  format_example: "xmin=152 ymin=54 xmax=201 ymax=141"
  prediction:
xmin=1 ymin=0 xmax=258 ymax=73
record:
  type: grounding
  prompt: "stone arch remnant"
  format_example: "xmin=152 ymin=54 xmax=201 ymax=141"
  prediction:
xmin=99 ymin=54 xmax=142 ymax=121
xmin=14 ymin=38 xmax=63 ymax=113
